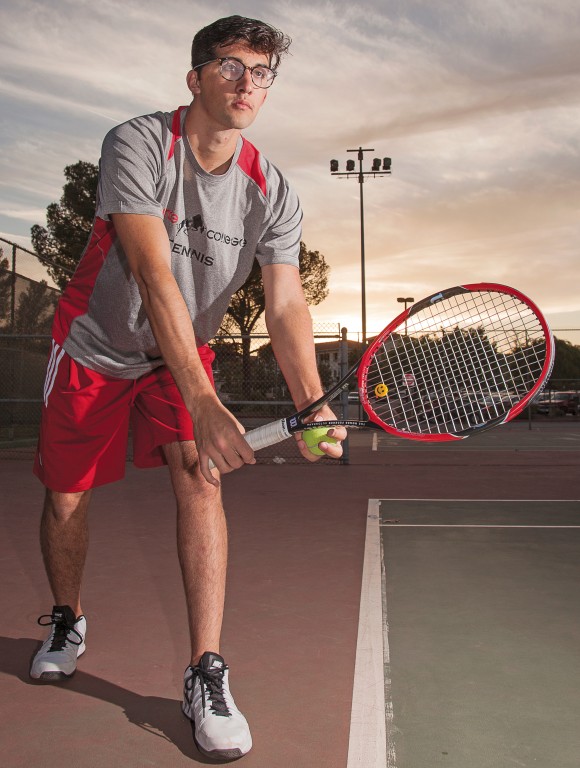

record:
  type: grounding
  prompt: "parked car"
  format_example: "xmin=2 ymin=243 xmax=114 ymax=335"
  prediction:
xmin=535 ymin=391 xmax=579 ymax=416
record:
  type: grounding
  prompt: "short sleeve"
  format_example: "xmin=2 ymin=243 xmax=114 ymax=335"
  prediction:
xmin=255 ymin=169 xmax=303 ymax=268
xmin=96 ymin=113 xmax=167 ymax=221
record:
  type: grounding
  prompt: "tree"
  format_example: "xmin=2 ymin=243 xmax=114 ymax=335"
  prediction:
xmin=31 ymin=161 xmax=98 ymax=290
xmin=318 ymin=361 xmax=334 ymax=390
xmin=550 ymin=337 xmax=580 ymax=384
xmin=218 ymin=241 xmax=330 ymax=396
xmin=15 ymin=280 xmax=58 ymax=335
xmin=0 ymin=253 xmax=11 ymax=327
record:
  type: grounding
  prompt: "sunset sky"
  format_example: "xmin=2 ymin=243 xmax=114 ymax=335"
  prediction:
xmin=1 ymin=0 xmax=579 ymax=342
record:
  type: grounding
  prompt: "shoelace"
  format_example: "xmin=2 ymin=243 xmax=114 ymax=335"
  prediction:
xmin=37 ymin=613 xmax=83 ymax=652
xmin=186 ymin=665 xmax=231 ymax=717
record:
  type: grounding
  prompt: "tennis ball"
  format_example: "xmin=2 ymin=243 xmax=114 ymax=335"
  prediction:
xmin=302 ymin=427 xmax=338 ymax=455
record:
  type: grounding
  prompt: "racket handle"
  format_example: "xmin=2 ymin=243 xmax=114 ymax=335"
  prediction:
xmin=208 ymin=419 xmax=291 ymax=469
xmin=242 ymin=419 xmax=292 ymax=451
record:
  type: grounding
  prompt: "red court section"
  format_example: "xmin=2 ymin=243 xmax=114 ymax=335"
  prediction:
xmin=0 ymin=423 xmax=578 ymax=767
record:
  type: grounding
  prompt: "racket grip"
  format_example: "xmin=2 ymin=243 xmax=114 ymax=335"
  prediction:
xmin=208 ymin=419 xmax=291 ymax=469
xmin=242 ymin=419 xmax=292 ymax=451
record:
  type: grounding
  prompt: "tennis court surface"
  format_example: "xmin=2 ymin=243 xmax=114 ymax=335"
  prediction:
xmin=1 ymin=421 xmax=579 ymax=767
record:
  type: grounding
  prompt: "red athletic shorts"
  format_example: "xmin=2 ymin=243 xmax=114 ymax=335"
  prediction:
xmin=33 ymin=341 xmax=215 ymax=493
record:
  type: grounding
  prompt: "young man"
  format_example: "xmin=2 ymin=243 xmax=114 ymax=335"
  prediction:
xmin=30 ymin=14 xmax=345 ymax=761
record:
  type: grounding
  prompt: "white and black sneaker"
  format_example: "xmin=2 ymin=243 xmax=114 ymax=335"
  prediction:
xmin=30 ymin=605 xmax=86 ymax=681
xmin=182 ymin=652 xmax=252 ymax=761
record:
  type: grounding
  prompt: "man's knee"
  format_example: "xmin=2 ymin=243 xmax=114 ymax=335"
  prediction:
xmin=164 ymin=442 xmax=217 ymax=486
xmin=163 ymin=440 xmax=199 ymax=470
xmin=43 ymin=489 xmax=92 ymax=523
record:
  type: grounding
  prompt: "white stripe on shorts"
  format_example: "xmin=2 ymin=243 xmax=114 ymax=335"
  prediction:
xmin=44 ymin=340 xmax=65 ymax=406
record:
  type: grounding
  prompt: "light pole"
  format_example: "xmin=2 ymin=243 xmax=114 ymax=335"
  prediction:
xmin=330 ymin=149 xmax=392 ymax=345
xmin=397 ymin=296 xmax=415 ymax=335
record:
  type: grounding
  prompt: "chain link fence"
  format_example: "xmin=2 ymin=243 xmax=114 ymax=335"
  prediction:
xmin=0 ymin=238 xmax=60 ymax=459
xmin=0 ymin=324 xmax=355 ymax=464
xmin=0 ymin=237 xmax=352 ymax=463
xmin=2 ymin=327 xmax=579 ymax=463
xmin=1 ymin=234 xmax=579 ymax=462
xmin=0 ymin=238 xmax=59 ymax=334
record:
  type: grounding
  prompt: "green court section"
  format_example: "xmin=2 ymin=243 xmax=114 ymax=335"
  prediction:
xmin=379 ymin=499 xmax=580 ymax=768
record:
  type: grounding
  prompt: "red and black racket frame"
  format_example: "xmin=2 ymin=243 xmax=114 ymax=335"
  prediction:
xmin=294 ymin=283 xmax=555 ymax=443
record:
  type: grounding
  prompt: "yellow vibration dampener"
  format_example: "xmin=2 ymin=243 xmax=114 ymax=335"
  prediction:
xmin=374 ymin=383 xmax=389 ymax=398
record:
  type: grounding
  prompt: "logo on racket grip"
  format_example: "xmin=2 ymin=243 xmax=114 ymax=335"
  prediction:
xmin=289 ymin=417 xmax=298 ymax=428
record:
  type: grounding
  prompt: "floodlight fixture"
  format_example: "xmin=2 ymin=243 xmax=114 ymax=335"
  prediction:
xmin=328 ymin=147 xmax=393 ymax=345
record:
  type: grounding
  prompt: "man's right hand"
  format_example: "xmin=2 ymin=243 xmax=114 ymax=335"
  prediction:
xmin=191 ymin=395 xmax=256 ymax=486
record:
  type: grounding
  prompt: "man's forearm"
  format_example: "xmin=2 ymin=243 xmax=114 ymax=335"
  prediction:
xmin=137 ymin=268 xmax=217 ymax=413
xmin=111 ymin=213 xmax=217 ymax=416
xmin=266 ymin=302 xmax=324 ymax=411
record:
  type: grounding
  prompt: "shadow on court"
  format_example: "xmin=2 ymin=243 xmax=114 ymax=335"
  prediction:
xmin=0 ymin=421 xmax=578 ymax=767
xmin=0 ymin=635 xmax=210 ymax=763
xmin=0 ymin=457 xmax=365 ymax=768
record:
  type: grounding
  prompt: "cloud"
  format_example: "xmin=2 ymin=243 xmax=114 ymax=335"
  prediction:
xmin=0 ymin=207 xmax=48 ymax=222
xmin=0 ymin=0 xmax=579 ymax=341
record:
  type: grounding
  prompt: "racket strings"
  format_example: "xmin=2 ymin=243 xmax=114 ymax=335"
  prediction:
xmin=363 ymin=290 xmax=549 ymax=435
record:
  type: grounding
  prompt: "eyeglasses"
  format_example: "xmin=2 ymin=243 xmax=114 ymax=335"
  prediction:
xmin=193 ymin=57 xmax=277 ymax=89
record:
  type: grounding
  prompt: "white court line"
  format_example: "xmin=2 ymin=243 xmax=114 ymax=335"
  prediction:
xmin=347 ymin=500 xmax=393 ymax=768
xmin=380 ymin=524 xmax=580 ymax=529
xmin=381 ymin=509 xmax=397 ymax=768
xmin=372 ymin=432 xmax=379 ymax=451
xmin=378 ymin=498 xmax=579 ymax=503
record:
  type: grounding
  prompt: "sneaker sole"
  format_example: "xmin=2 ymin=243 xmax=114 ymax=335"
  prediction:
xmin=29 ymin=644 xmax=86 ymax=681
xmin=193 ymin=732 xmax=246 ymax=761
xmin=196 ymin=745 xmax=245 ymax=761
xmin=31 ymin=669 xmax=76 ymax=681
xmin=182 ymin=707 xmax=249 ymax=761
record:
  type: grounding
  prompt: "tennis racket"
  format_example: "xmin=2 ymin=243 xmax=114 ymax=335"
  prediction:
xmin=228 ymin=283 xmax=555 ymax=455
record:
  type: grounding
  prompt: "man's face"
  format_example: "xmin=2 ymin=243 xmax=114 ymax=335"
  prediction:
xmin=187 ymin=43 xmax=270 ymax=131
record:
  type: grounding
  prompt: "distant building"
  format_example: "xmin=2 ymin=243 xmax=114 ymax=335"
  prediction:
xmin=315 ymin=339 xmax=365 ymax=384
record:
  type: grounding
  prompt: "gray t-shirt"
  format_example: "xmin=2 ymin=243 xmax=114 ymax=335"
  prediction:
xmin=54 ymin=106 xmax=302 ymax=378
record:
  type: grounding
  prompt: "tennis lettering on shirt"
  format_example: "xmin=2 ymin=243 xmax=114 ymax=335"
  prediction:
xmin=167 ymin=211 xmax=248 ymax=268
xmin=169 ymin=239 xmax=214 ymax=266
xmin=172 ymin=211 xmax=247 ymax=246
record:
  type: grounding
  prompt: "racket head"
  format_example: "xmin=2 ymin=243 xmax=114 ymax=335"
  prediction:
xmin=357 ymin=283 xmax=555 ymax=441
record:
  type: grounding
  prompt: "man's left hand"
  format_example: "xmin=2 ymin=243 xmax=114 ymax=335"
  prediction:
xmin=295 ymin=405 xmax=347 ymax=462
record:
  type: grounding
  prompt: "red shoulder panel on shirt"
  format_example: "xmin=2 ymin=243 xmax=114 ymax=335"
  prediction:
xmin=167 ymin=106 xmax=187 ymax=161
xmin=237 ymin=138 xmax=267 ymax=197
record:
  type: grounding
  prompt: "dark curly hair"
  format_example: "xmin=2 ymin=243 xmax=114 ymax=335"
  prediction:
xmin=191 ymin=15 xmax=292 ymax=71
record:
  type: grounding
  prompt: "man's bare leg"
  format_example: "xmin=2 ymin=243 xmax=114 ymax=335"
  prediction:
xmin=163 ymin=441 xmax=227 ymax=666
xmin=31 ymin=489 xmax=92 ymax=680
xmin=165 ymin=441 xmax=252 ymax=758
xmin=40 ymin=489 xmax=92 ymax=617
